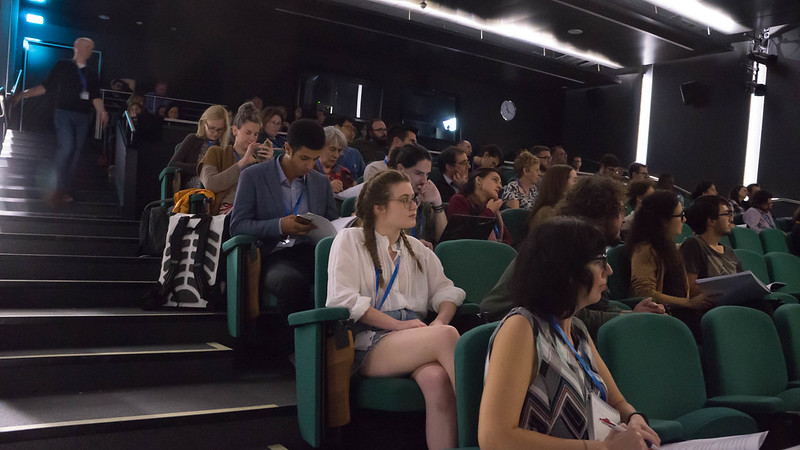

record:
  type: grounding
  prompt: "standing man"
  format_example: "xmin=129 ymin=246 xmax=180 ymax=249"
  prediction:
xmin=350 ymin=118 xmax=388 ymax=164
xmin=11 ymin=37 xmax=109 ymax=205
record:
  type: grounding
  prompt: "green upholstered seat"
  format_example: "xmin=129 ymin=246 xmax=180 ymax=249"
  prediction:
xmin=500 ymin=208 xmax=529 ymax=246
xmin=729 ymin=227 xmax=764 ymax=255
xmin=719 ymin=234 xmax=732 ymax=248
xmin=775 ymin=304 xmax=800 ymax=385
xmin=673 ymin=223 xmax=693 ymax=244
xmin=765 ymin=252 xmax=800 ymax=297
xmin=598 ymin=314 xmax=756 ymax=442
xmin=340 ymin=196 xmax=356 ymax=218
xmin=454 ymin=321 xmax=498 ymax=448
xmin=760 ymin=228 xmax=790 ymax=253
xmin=701 ymin=306 xmax=800 ymax=415
xmin=435 ymin=239 xmax=516 ymax=306
xmin=776 ymin=217 xmax=794 ymax=232
xmin=734 ymin=248 xmax=799 ymax=305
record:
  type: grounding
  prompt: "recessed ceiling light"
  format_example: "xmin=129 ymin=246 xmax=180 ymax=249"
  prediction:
xmin=567 ymin=29 xmax=583 ymax=35
xmin=639 ymin=0 xmax=748 ymax=34
xmin=98 ymin=15 xmax=110 ymax=20
xmin=136 ymin=21 xmax=143 ymax=26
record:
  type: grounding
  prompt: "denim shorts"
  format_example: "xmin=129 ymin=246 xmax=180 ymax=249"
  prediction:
xmin=351 ymin=309 xmax=423 ymax=373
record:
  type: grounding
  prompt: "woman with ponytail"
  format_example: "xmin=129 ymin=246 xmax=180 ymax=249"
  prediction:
xmin=326 ymin=170 xmax=465 ymax=450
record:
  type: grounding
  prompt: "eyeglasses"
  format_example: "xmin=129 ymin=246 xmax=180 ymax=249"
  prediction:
xmin=672 ymin=211 xmax=686 ymax=219
xmin=268 ymin=120 xmax=282 ymax=126
xmin=589 ymin=254 xmax=609 ymax=271
xmin=455 ymin=160 xmax=470 ymax=166
xmin=389 ymin=196 xmax=417 ymax=208
xmin=205 ymin=125 xmax=226 ymax=133
xmin=718 ymin=211 xmax=732 ymax=217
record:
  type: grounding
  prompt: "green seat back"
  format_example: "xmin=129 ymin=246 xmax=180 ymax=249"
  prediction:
xmin=314 ymin=237 xmax=335 ymax=309
xmin=775 ymin=304 xmax=800 ymax=382
xmin=499 ymin=167 xmax=515 ymax=185
xmin=598 ymin=314 xmax=707 ymax=420
xmin=607 ymin=244 xmax=630 ymax=300
xmin=776 ymin=217 xmax=794 ymax=232
xmin=454 ymin=322 xmax=498 ymax=448
xmin=435 ymin=240 xmax=516 ymax=305
xmin=719 ymin=235 xmax=732 ymax=248
xmin=765 ymin=252 xmax=800 ymax=295
xmin=760 ymin=228 xmax=789 ymax=254
xmin=733 ymin=249 xmax=770 ymax=284
xmin=673 ymin=223 xmax=693 ymax=244
xmin=733 ymin=213 xmax=744 ymax=225
xmin=701 ymin=306 xmax=788 ymax=397
xmin=500 ymin=208 xmax=529 ymax=246
xmin=730 ymin=227 xmax=764 ymax=255
xmin=340 ymin=197 xmax=356 ymax=218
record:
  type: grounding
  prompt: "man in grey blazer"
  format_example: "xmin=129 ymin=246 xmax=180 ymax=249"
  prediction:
xmin=231 ymin=119 xmax=339 ymax=350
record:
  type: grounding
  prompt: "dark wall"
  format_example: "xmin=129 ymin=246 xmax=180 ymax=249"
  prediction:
xmin=14 ymin=0 xmax=565 ymax=154
xmin=760 ymin=26 xmax=800 ymax=201
xmin=646 ymin=45 xmax=752 ymax=196
xmin=562 ymin=73 xmax=642 ymax=170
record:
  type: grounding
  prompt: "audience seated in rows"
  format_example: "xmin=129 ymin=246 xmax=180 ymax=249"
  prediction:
xmin=728 ymin=185 xmax=747 ymax=215
xmin=628 ymin=162 xmax=648 ymax=182
xmin=791 ymin=206 xmax=800 ymax=257
xmin=447 ymin=168 xmax=512 ymax=246
xmin=472 ymin=144 xmax=503 ymax=169
xmin=326 ymin=170 xmax=465 ymax=450
xmin=481 ymin=176 xmax=664 ymax=336
xmin=327 ymin=115 xmax=366 ymax=180
xmin=597 ymin=153 xmax=624 ymax=181
xmin=198 ymin=102 xmax=272 ymax=215
xmin=690 ymin=180 xmax=717 ymax=200
xmin=389 ymin=144 xmax=447 ymax=248
xmin=315 ymin=127 xmax=355 ymax=194
xmin=363 ymin=125 xmax=417 ymax=182
xmin=743 ymin=189 xmax=776 ymax=232
xmin=627 ymin=190 xmax=712 ymax=341
xmin=351 ymin=117 xmax=388 ymax=164
xmin=434 ymin=146 xmax=469 ymax=203
xmin=257 ymin=106 xmax=287 ymax=150
xmin=501 ymin=151 xmax=540 ymax=210
xmin=168 ymin=104 xmax=231 ymax=190
xmin=479 ymin=217 xmax=661 ymax=449
xmin=230 ymin=119 xmax=338 ymax=353
xmin=742 ymin=183 xmax=761 ymax=209
xmin=620 ymin=179 xmax=655 ymax=241
xmin=526 ymin=164 xmax=577 ymax=233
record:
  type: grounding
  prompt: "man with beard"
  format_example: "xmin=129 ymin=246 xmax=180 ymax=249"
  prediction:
xmin=351 ymin=118 xmax=388 ymax=164
xmin=480 ymin=176 xmax=665 ymax=339
xmin=390 ymin=144 xmax=447 ymax=249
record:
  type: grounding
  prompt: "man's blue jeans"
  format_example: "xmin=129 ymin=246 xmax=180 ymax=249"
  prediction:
xmin=53 ymin=108 xmax=91 ymax=193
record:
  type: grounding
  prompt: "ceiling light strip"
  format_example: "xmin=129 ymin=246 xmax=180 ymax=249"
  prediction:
xmin=639 ymin=0 xmax=748 ymax=34
xmin=636 ymin=66 xmax=654 ymax=164
xmin=743 ymin=65 xmax=767 ymax=185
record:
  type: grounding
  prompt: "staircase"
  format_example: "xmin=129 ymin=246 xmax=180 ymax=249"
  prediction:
xmin=0 ymin=130 xmax=306 ymax=449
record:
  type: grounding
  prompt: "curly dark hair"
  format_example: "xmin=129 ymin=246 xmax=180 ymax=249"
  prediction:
xmin=511 ymin=216 xmax=606 ymax=319
xmin=554 ymin=176 xmax=625 ymax=243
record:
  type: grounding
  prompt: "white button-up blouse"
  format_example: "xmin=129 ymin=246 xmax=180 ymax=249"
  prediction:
xmin=326 ymin=227 xmax=466 ymax=322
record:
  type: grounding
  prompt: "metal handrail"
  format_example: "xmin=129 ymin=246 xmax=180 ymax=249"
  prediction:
xmin=10 ymin=69 xmax=22 ymax=95
xmin=123 ymin=110 xmax=136 ymax=134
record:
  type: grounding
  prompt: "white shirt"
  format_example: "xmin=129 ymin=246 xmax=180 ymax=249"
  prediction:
xmin=363 ymin=159 xmax=388 ymax=182
xmin=326 ymin=227 xmax=465 ymax=321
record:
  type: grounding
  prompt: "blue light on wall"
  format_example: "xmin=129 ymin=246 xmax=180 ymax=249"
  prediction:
xmin=30 ymin=0 xmax=47 ymax=3
xmin=25 ymin=13 xmax=44 ymax=24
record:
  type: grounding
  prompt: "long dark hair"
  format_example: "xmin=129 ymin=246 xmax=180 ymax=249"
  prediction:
xmin=511 ymin=217 xmax=606 ymax=319
xmin=530 ymin=164 xmax=574 ymax=218
xmin=460 ymin=167 xmax=501 ymax=200
xmin=355 ymin=170 xmax=423 ymax=287
xmin=626 ymin=189 xmax=682 ymax=268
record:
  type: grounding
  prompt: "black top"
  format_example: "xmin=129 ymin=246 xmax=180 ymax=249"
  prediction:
xmin=41 ymin=60 xmax=101 ymax=113
xmin=680 ymin=235 xmax=742 ymax=279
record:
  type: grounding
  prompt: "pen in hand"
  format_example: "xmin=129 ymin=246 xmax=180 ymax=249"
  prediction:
xmin=600 ymin=418 xmax=659 ymax=449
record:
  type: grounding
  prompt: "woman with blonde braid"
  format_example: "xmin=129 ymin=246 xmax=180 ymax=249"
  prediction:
xmin=326 ymin=170 xmax=465 ymax=450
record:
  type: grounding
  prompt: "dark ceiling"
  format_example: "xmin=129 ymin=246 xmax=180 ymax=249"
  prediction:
xmin=19 ymin=0 xmax=800 ymax=87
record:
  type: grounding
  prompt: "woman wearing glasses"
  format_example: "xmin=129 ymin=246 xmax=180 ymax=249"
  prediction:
xmin=326 ymin=170 xmax=465 ymax=450
xmin=168 ymin=104 xmax=231 ymax=189
xmin=257 ymin=106 xmax=287 ymax=150
xmin=627 ymin=190 xmax=712 ymax=340
xmin=479 ymin=217 xmax=660 ymax=449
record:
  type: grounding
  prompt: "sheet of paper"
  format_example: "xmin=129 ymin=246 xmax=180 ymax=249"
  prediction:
xmin=660 ymin=431 xmax=768 ymax=450
xmin=334 ymin=183 xmax=363 ymax=201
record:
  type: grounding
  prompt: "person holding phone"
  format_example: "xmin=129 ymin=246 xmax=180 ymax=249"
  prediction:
xmin=230 ymin=119 xmax=339 ymax=355
xmin=198 ymin=102 xmax=272 ymax=215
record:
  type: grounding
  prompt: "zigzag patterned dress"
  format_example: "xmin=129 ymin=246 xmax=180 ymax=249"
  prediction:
xmin=487 ymin=307 xmax=608 ymax=439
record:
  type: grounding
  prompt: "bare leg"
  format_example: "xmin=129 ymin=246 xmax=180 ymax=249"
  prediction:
xmin=361 ymin=325 xmax=460 ymax=389
xmin=412 ymin=363 xmax=458 ymax=450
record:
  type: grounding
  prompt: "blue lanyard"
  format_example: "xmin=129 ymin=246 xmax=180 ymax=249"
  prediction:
xmin=316 ymin=159 xmax=324 ymax=172
xmin=550 ymin=317 xmax=607 ymax=401
xmin=374 ymin=255 xmax=401 ymax=311
xmin=383 ymin=156 xmax=389 ymax=165
xmin=284 ymin=187 xmax=305 ymax=216
xmin=232 ymin=147 xmax=243 ymax=162
xmin=76 ymin=64 xmax=88 ymax=91
xmin=494 ymin=224 xmax=501 ymax=238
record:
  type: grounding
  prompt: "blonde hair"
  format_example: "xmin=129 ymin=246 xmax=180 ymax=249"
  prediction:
xmin=355 ymin=170 xmax=423 ymax=287
xmin=513 ymin=150 xmax=540 ymax=179
xmin=195 ymin=105 xmax=231 ymax=148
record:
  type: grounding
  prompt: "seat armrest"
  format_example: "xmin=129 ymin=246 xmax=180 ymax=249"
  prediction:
xmin=615 ymin=297 xmax=647 ymax=309
xmin=223 ymin=235 xmax=260 ymax=254
xmin=158 ymin=166 xmax=180 ymax=181
xmin=456 ymin=303 xmax=481 ymax=316
xmin=289 ymin=307 xmax=350 ymax=327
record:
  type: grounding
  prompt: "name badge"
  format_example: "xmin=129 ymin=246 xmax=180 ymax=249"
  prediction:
xmin=589 ymin=391 xmax=620 ymax=441
xmin=79 ymin=91 xmax=89 ymax=100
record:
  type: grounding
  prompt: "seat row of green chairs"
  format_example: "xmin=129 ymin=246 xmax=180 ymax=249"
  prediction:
xmin=729 ymin=226 xmax=791 ymax=255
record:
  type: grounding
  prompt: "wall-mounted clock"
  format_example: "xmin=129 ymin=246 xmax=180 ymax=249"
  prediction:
xmin=501 ymin=100 xmax=516 ymax=121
